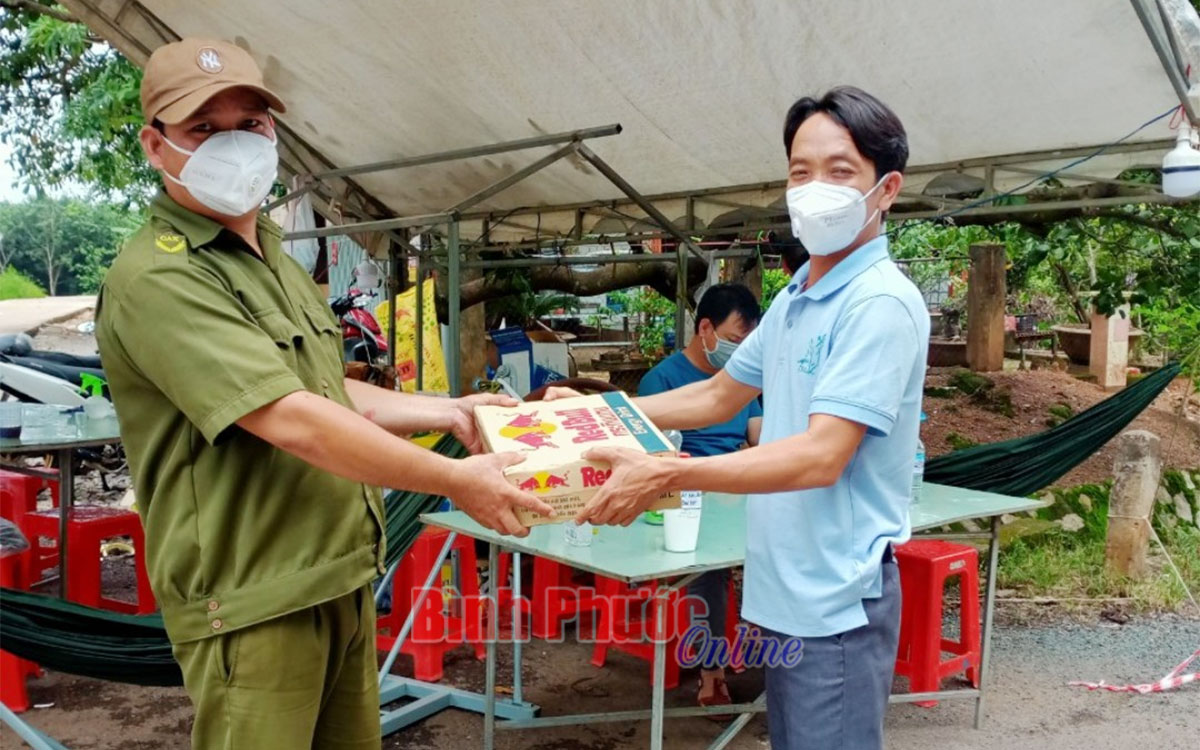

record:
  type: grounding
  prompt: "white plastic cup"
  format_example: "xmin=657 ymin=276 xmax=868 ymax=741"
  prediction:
xmin=564 ymin=521 xmax=594 ymax=547
xmin=663 ymin=490 xmax=702 ymax=553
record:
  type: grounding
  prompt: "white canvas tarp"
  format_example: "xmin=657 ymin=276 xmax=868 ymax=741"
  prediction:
xmin=67 ymin=0 xmax=1197 ymax=241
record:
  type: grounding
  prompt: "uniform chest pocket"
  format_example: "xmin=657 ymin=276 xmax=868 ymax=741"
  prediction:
xmin=302 ymin=305 xmax=341 ymax=337
xmin=253 ymin=309 xmax=304 ymax=369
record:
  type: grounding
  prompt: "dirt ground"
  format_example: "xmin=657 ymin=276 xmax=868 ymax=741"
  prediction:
xmin=922 ymin=367 xmax=1200 ymax=487
xmin=3 ymin=616 xmax=1197 ymax=750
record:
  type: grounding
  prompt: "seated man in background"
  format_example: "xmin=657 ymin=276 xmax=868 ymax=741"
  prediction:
xmin=638 ymin=282 xmax=762 ymax=712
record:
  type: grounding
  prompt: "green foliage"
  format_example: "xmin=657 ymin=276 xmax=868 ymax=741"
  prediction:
xmin=947 ymin=369 xmax=993 ymax=396
xmin=944 ymin=431 xmax=977 ymax=452
xmin=1 ymin=3 xmax=154 ymax=200
xmin=0 ymin=264 xmax=45 ymax=299
xmin=761 ymin=268 xmax=789 ymax=310
xmin=483 ymin=269 xmax=579 ymax=329
xmin=997 ymin=477 xmax=1200 ymax=610
xmin=606 ymin=288 xmax=676 ymax=359
xmin=923 ymin=385 xmax=958 ymax=399
xmin=0 ymin=198 xmax=139 ymax=295
xmin=1046 ymin=402 xmax=1074 ymax=428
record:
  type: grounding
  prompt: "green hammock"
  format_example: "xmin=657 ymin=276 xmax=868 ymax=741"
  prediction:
xmin=0 ymin=433 xmax=465 ymax=687
xmin=926 ymin=362 xmax=1181 ymax=496
xmin=0 ymin=366 xmax=1183 ymax=686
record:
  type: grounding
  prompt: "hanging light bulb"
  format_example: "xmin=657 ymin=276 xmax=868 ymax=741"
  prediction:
xmin=1162 ymin=125 xmax=1200 ymax=198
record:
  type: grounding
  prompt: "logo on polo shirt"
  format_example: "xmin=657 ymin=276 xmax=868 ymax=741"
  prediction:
xmin=798 ymin=334 xmax=826 ymax=374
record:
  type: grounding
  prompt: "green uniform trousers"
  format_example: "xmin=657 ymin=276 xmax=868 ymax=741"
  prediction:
xmin=173 ymin=585 xmax=381 ymax=750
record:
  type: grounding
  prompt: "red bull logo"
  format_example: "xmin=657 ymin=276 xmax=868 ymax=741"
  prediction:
xmin=498 ymin=412 xmax=559 ymax=450
xmin=516 ymin=471 xmax=570 ymax=494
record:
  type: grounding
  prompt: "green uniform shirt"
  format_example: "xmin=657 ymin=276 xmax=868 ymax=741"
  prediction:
xmin=96 ymin=192 xmax=387 ymax=644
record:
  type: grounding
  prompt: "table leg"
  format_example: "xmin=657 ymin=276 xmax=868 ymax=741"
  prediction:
xmin=484 ymin=541 xmax=498 ymax=750
xmin=512 ymin=551 xmax=523 ymax=705
xmin=650 ymin=583 xmax=668 ymax=750
xmin=57 ymin=449 xmax=73 ymax=600
xmin=974 ymin=515 xmax=1001 ymax=728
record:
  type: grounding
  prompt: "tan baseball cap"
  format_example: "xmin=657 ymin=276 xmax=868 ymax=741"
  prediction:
xmin=141 ymin=38 xmax=286 ymax=125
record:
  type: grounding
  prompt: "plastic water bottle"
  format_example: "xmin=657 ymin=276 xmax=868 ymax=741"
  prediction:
xmin=911 ymin=412 xmax=927 ymax=505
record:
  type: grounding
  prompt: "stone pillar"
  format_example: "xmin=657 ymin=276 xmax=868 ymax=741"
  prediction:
xmin=966 ymin=243 xmax=1006 ymax=372
xmin=1089 ymin=304 xmax=1131 ymax=390
xmin=1105 ymin=430 xmax=1162 ymax=579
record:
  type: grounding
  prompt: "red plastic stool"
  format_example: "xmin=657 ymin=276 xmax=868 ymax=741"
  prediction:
xmin=23 ymin=506 xmax=155 ymax=615
xmin=0 ymin=470 xmax=60 ymax=588
xmin=590 ymin=576 xmax=686 ymax=689
xmin=529 ymin=557 xmax=601 ymax=640
xmin=376 ymin=527 xmax=486 ymax=682
xmin=894 ymin=540 xmax=981 ymax=706
xmin=1 ymin=549 xmax=40 ymax=712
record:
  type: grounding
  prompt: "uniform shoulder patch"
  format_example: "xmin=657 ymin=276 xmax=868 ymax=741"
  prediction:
xmin=155 ymin=233 xmax=188 ymax=254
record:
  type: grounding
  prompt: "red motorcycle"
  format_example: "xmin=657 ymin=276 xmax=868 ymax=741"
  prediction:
xmin=329 ymin=290 xmax=388 ymax=364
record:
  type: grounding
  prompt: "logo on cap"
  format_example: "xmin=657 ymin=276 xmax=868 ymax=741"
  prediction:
xmin=196 ymin=47 xmax=223 ymax=74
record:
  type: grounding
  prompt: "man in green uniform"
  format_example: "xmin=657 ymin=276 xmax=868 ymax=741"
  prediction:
xmin=96 ymin=38 xmax=551 ymax=750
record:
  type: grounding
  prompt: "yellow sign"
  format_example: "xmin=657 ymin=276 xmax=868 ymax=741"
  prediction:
xmin=374 ymin=278 xmax=449 ymax=394
xmin=155 ymin=233 xmax=187 ymax=254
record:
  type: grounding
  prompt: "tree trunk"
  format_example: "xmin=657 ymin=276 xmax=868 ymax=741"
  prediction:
xmin=439 ymin=254 xmax=710 ymax=319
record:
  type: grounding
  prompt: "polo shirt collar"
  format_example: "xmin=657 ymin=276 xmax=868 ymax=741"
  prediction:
xmin=786 ymin=234 xmax=892 ymax=301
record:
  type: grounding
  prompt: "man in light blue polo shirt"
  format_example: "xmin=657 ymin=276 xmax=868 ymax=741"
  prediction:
xmin=549 ymin=86 xmax=928 ymax=749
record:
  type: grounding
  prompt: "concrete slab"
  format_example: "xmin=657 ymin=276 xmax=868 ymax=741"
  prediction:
xmin=0 ymin=296 xmax=97 ymax=336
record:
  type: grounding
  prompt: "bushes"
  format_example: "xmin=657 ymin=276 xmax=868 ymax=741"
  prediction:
xmin=0 ymin=266 xmax=46 ymax=300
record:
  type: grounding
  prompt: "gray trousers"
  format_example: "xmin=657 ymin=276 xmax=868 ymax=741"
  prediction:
xmin=761 ymin=558 xmax=901 ymax=750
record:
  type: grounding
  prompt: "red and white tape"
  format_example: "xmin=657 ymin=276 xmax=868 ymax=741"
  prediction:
xmin=1068 ymin=647 xmax=1200 ymax=694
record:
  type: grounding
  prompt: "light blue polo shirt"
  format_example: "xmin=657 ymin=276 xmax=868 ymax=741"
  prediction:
xmin=725 ymin=234 xmax=930 ymax=638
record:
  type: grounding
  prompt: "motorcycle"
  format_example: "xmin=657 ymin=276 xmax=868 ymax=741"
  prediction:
xmin=329 ymin=289 xmax=388 ymax=364
xmin=0 ymin=333 xmax=108 ymax=407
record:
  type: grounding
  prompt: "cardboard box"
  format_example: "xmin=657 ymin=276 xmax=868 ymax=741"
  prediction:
xmin=474 ymin=393 xmax=680 ymax=526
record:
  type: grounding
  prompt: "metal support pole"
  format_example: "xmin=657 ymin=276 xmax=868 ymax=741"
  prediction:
xmin=415 ymin=236 xmax=428 ymax=391
xmin=378 ymin=531 xmax=459 ymax=685
xmin=57 ymin=449 xmax=73 ymax=599
xmin=650 ymin=584 xmax=669 ymax=750
xmin=574 ymin=143 xmax=708 ymax=264
xmin=1131 ymin=0 xmax=1200 ymax=125
xmin=446 ymin=222 xmax=462 ymax=397
xmin=484 ymin=542 xmax=500 ymax=750
xmin=707 ymin=691 xmax=767 ymax=750
xmin=448 ymin=142 xmax=580 ymax=216
xmin=675 ymin=236 xmax=688 ymax=349
xmin=282 ymin=212 xmax=454 ymax=242
xmin=974 ymin=515 xmax=1002 ymax=728
xmin=308 ymin=124 xmax=622 ymax=182
xmin=387 ymin=243 xmax=398 ymax=371
xmin=512 ymin=551 xmax=523 ymax=704
xmin=0 ymin=702 xmax=68 ymax=750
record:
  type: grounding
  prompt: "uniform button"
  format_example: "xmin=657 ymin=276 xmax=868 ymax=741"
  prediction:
xmin=321 ymin=379 xmax=330 ymax=390
xmin=211 ymin=618 xmax=223 ymax=630
xmin=207 ymin=600 xmax=220 ymax=612
xmin=372 ymin=543 xmax=380 ymax=554
xmin=787 ymin=320 xmax=793 ymax=329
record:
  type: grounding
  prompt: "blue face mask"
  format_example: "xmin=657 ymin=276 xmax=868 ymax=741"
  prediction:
xmin=702 ymin=330 xmax=739 ymax=369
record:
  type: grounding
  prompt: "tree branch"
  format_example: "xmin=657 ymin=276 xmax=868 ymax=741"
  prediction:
xmin=0 ymin=1 xmax=78 ymax=24
xmin=437 ymin=256 xmax=709 ymax=321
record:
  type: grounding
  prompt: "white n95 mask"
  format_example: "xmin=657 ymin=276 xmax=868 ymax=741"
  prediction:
xmin=786 ymin=175 xmax=888 ymax=256
xmin=162 ymin=130 xmax=278 ymax=217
